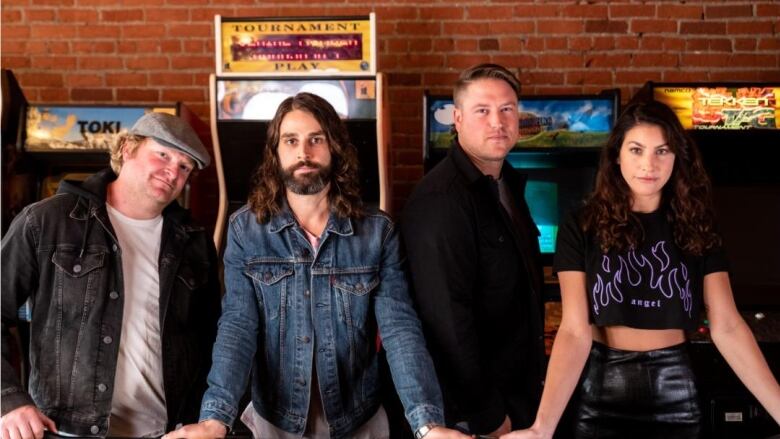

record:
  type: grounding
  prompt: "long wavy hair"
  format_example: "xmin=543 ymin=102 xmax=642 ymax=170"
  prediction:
xmin=248 ymin=92 xmax=364 ymax=223
xmin=581 ymin=101 xmax=720 ymax=255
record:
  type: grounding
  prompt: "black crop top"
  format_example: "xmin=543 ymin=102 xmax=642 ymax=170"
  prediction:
xmin=553 ymin=209 xmax=729 ymax=330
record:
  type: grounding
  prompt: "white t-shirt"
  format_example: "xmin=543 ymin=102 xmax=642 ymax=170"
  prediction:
xmin=106 ymin=204 xmax=167 ymax=437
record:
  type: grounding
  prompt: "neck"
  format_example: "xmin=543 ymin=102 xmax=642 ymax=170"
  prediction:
xmin=462 ymin=150 xmax=503 ymax=178
xmin=286 ymin=186 xmax=331 ymax=236
xmin=631 ymin=194 xmax=661 ymax=213
xmin=106 ymin=179 xmax=164 ymax=220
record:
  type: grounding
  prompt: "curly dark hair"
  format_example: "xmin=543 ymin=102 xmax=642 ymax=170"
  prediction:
xmin=248 ymin=92 xmax=364 ymax=223
xmin=581 ymin=100 xmax=720 ymax=255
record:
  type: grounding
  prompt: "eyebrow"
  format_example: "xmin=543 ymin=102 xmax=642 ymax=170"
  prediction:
xmin=280 ymin=131 xmax=325 ymax=138
xmin=627 ymin=140 xmax=669 ymax=149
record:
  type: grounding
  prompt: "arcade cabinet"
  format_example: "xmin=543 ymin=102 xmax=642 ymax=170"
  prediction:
xmin=209 ymin=14 xmax=390 ymax=250
xmin=639 ymin=82 xmax=780 ymax=438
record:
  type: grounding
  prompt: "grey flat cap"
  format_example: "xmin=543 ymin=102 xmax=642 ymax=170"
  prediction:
xmin=130 ymin=112 xmax=210 ymax=169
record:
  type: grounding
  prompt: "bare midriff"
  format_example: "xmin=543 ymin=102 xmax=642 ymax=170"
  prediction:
xmin=592 ymin=325 xmax=687 ymax=351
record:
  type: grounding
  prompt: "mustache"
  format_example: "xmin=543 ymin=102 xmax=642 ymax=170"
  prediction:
xmin=287 ymin=160 xmax=323 ymax=172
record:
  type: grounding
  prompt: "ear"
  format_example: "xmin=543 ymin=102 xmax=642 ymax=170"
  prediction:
xmin=453 ymin=107 xmax=463 ymax=132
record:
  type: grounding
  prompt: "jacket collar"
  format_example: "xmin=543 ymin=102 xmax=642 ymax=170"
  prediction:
xmin=59 ymin=167 xmax=190 ymax=225
xmin=450 ymin=138 xmax=526 ymax=188
xmin=268 ymin=198 xmax=354 ymax=237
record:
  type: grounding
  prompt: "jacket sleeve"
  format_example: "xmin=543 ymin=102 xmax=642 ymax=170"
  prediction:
xmin=401 ymin=193 xmax=506 ymax=434
xmin=372 ymin=218 xmax=445 ymax=432
xmin=1 ymin=208 xmax=38 ymax=415
xmin=199 ymin=217 xmax=259 ymax=427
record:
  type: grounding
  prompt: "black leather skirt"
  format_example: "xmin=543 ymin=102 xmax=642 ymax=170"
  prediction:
xmin=575 ymin=341 xmax=701 ymax=439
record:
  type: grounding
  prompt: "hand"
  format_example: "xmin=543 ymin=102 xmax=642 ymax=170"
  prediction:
xmin=0 ymin=404 xmax=57 ymax=439
xmin=487 ymin=415 xmax=511 ymax=437
xmin=162 ymin=419 xmax=227 ymax=439
xmin=425 ymin=426 xmax=472 ymax=439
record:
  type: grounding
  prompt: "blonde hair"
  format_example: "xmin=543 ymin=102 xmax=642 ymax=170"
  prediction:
xmin=109 ymin=134 xmax=145 ymax=174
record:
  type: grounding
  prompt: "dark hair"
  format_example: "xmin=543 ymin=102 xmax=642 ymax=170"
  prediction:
xmin=453 ymin=63 xmax=521 ymax=107
xmin=581 ymin=100 xmax=720 ymax=255
xmin=248 ymin=92 xmax=364 ymax=222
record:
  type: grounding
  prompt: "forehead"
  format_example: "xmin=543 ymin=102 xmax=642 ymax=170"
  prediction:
xmin=622 ymin=123 xmax=667 ymax=145
xmin=459 ymin=78 xmax=518 ymax=106
xmin=140 ymin=138 xmax=197 ymax=167
xmin=279 ymin=109 xmax=324 ymax=134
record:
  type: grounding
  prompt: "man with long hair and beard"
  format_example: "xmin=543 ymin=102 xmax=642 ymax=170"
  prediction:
xmin=165 ymin=93 xmax=467 ymax=439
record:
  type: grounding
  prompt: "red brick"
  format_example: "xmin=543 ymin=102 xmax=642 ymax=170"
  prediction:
xmin=491 ymin=55 xmax=535 ymax=70
xmin=560 ymin=4 xmax=607 ymax=18
xmin=500 ymin=37 xmax=524 ymax=52
xmin=1 ymin=40 xmax=25 ymax=54
xmin=26 ymin=9 xmax=56 ymax=21
xmin=126 ymin=57 xmax=170 ymax=70
xmin=422 ymin=72 xmax=459 ymax=87
xmin=662 ymin=71 xmax=709 ymax=82
xmin=756 ymin=4 xmax=780 ymax=17
xmin=734 ymin=38 xmax=756 ymax=51
xmin=374 ymin=6 xmax=418 ymax=20
xmin=78 ymin=26 xmax=117 ymax=38
xmin=633 ymin=53 xmax=678 ymax=68
xmin=32 ymin=56 xmax=78 ymax=69
xmin=58 ymin=9 xmax=98 ymax=22
xmin=106 ymin=73 xmax=147 ymax=87
xmin=183 ymin=40 xmax=207 ymax=53
xmin=145 ymin=8 xmax=190 ymax=22
xmin=153 ymin=73 xmax=195 ymax=86
xmin=447 ymin=54 xmax=491 ymax=69
xmin=570 ymin=36 xmax=593 ymax=51
xmin=586 ymin=54 xmax=632 ymax=68
xmin=466 ymin=6 xmax=513 ymax=20
xmin=545 ymin=37 xmax=567 ymax=50
xmin=161 ymin=88 xmax=206 ymax=102
xmin=454 ymin=39 xmax=478 ymax=52
xmin=584 ymin=19 xmax=627 ymax=34
xmin=169 ymin=24 xmax=212 ymax=38
xmin=442 ymin=22 xmax=489 ymax=36
xmin=657 ymin=5 xmax=703 ymax=20
xmin=419 ymin=6 xmax=462 ymax=20
xmin=758 ymin=71 xmax=780 ymax=82
xmin=1 ymin=57 xmax=31 ymax=69
xmin=191 ymin=8 xmax=229 ymax=21
xmin=610 ymin=4 xmax=654 ymax=18
xmin=523 ymin=37 xmax=545 ymax=51
xmin=65 ymin=73 xmax=104 ymax=87
xmin=680 ymin=22 xmax=726 ymax=35
xmin=116 ymin=89 xmax=160 ymax=102
xmin=630 ymin=19 xmax=677 ymax=34
xmin=2 ymin=9 xmax=22 ymax=22
xmin=399 ymin=53 xmax=445 ymax=69
xmin=72 ymin=41 xmax=116 ymax=53
xmin=388 ymin=73 xmax=422 ymax=87
xmin=727 ymin=21 xmax=773 ymax=34
xmin=518 ymin=5 xmax=560 ymax=18
xmin=171 ymin=56 xmax=212 ymax=69
xmin=21 ymin=72 xmax=63 ymax=88
xmin=122 ymin=25 xmax=167 ymax=38
xmin=70 ymin=88 xmax=114 ymax=102
xmin=432 ymin=38 xmax=454 ymax=51
xmin=387 ymin=39 xmax=408 ymax=52
xmin=32 ymin=0 xmax=74 ymax=5
xmin=487 ymin=21 xmax=534 ymax=34
xmin=664 ymin=38 xmax=685 ymax=51
xmin=729 ymin=54 xmax=777 ymax=68
xmin=640 ymin=36 xmax=665 ymax=50
xmin=710 ymin=71 xmax=761 ymax=82
xmin=102 ymin=9 xmax=143 ymax=21
xmin=79 ymin=57 xmax=124 ymax=70
xmin=38 ymin=88 xmax=70 ymax=102
xmin=538 ymin=54 xmax=583 ymax=69
xmin=408 ymin=38 xmax=432 ymax=52
xmin=3 ymin=25 xmax=30 ymax=38
xmin=679 ymin=53 xmax=726 ymax=67
xmin=758 ymin=38 xmax=780 ymax=51
xmin=539 ymin=20 xmax=584 ymax=34
xmin=593 ymin=37 xmax=615 ymax=50
xmin=566 ymin=70 xmax=612 ymax=85
xmin=616 ymin=71 xmax=662 ymax=85
xmin=705 ymin=5 xmax=754 ymax=18
xmin=398 ymin=21 xmax=439 ymax=36
xmin=30 ymin=25 xmax=78 ymax=38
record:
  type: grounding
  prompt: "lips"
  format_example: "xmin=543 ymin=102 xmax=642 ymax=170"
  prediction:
xmin=636 ymin=176 xmax=658 ymax=183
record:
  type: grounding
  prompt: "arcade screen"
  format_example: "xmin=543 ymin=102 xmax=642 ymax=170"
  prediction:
xmin=217 ymin=78 xmax=377 ymax=120
xmin=23 ymin=105 xmax=176 ymax=152
xmin=652 ymin=84 xmax=779 ymax=130
xmin=424 ymin=91 xmax=618 ymax=151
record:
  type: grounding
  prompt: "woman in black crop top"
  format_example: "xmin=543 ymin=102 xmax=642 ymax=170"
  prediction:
xmin=503 ymin=102 xmax=780 ymax=439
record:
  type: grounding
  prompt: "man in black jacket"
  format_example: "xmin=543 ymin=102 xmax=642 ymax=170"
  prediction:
xmin=1 ymin=113 xmax=221 ymax=438
xmin=401 ymin=64 xmax=546 ymax=437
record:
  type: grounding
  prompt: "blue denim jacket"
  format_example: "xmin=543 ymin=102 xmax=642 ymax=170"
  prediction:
xmin=200 ymin=205 xmax=444 ymax=438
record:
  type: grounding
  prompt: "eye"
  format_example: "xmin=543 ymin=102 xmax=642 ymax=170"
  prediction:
xmin=310 ymin=136 xmax=326 ymax=145
xmin=501 ymin=106 xmax=516 ymax=113
xmin=157 ymin=150 xmax=169 ymax=158
xmin=476 ymin=108 xmax=488 ymax=115
xmin=656 ymin=148 xmax=672 ymax=156
xmin=628 ymin=147 xmax=642 ymax=155
xmin=179 ymin=164 xmax=193 ymax=174
xmin=283 ymin=138 xmax=297 ymax=145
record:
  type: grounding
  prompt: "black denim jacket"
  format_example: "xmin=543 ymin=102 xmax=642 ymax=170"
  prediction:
xmin=401 ymin=142 xmax=546 ymax=433
xmin=1 ymin=169 xmax=221 ymax=436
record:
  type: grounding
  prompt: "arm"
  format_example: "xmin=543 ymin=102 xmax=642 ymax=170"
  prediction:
xmin=401 ymin=193 xmax=506 ymax=433
xmin=1 ymin=209 xmax=58 ymax=437
xmin=373 ymin=220 xmax=470 ymax=439
xmin=503 ymin=271 xmax=593 ymax=439
xmin=704 ymin=271 xmax=780 ymax=424
xmin=170 ymin=218 xmax=260 ymax=437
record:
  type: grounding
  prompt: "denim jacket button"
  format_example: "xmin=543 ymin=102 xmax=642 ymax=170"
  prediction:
xmin=355 ymin=282 xmax=363 ymax=291
xmin=109 ymin=291 xmax=119 ymax=300
xmin=103 ymin=336 xmax=112 ymax=344
xmin=498 ymin=235 xmax=505 ymax=243
xmin=112 ymin=244 xmax=118 ymax=252
xmin=90 ymin=426 xmax=99 ymax=434
xmin=97 ymin=383 xmax=107 ymax=392
xmin=304 ymin=290 xmax=310 ymax=297
xmin=73 ymin=264 xmax=82 ymax=273
xmin=264 ymin=272 xmax=272 ymax=281
xmin=301 ymin=336 xmax=310 ymax=343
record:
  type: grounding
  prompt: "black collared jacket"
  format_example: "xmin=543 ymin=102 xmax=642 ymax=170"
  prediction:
xmin=1 ymin=168 xmax=221 ymax=436
xmin=401 ymin=142 xmax=546 ymax=434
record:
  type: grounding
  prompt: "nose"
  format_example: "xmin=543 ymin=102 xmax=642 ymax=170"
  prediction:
xmin=640 ymin=153 xmax=657 ymax=171
xmin=488 ymin=110 xmax=503 ymax=129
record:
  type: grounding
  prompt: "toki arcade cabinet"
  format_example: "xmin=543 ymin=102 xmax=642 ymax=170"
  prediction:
xmin=638 ymin=82 xmax=780 ymax=438
xmin=209 ymin=14 xmax=390 ymax=250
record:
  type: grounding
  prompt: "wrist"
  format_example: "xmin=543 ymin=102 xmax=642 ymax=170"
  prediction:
xmin=414 ymin=423 xmax=441 ymax=439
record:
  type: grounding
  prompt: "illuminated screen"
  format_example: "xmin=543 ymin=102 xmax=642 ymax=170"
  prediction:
xmin=217 ymin=78 xmax=377 ymax=121
xmin=524 ymin=180 xmax=558 ymax=254
xmin=426 ymin=96 xmax=616 ymax=150
xmin=653 ymin=85 xmax=780 ymax=130
xmin=23 ymin=105 xmax=176 ymax=152
xmin=231 ymin=34 xmax=363 ymax=62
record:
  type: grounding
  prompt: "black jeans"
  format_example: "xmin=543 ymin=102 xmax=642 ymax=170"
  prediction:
xmin=576 ymin=341 xmax=701 ymax=439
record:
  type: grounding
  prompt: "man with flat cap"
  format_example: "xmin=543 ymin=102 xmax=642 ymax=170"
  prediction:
xmin=1 ymin=112 xmax=222 ymax=439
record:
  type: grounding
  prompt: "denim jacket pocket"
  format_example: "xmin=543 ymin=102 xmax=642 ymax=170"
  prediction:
xmin=246 ymin=263 xmax=294 ymax=321
xmin=52 ymin=248 xmax=105 ymax=278
xmin=333 ymin=271 xmax=379 ymax=329
xmin=176 ymin=261 xmax=209 ymax=290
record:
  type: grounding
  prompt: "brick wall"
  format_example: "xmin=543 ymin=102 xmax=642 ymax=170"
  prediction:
xmin=2 ymin=0 xmax=778 ymax=212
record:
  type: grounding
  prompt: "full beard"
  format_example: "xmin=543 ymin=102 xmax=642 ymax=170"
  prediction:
xmin=280 ymin=160 xmax=332 ymax=195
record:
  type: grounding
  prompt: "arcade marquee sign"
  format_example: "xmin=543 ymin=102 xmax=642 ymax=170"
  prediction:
xmin=215 ymin=14 xmax=376 ymax=76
